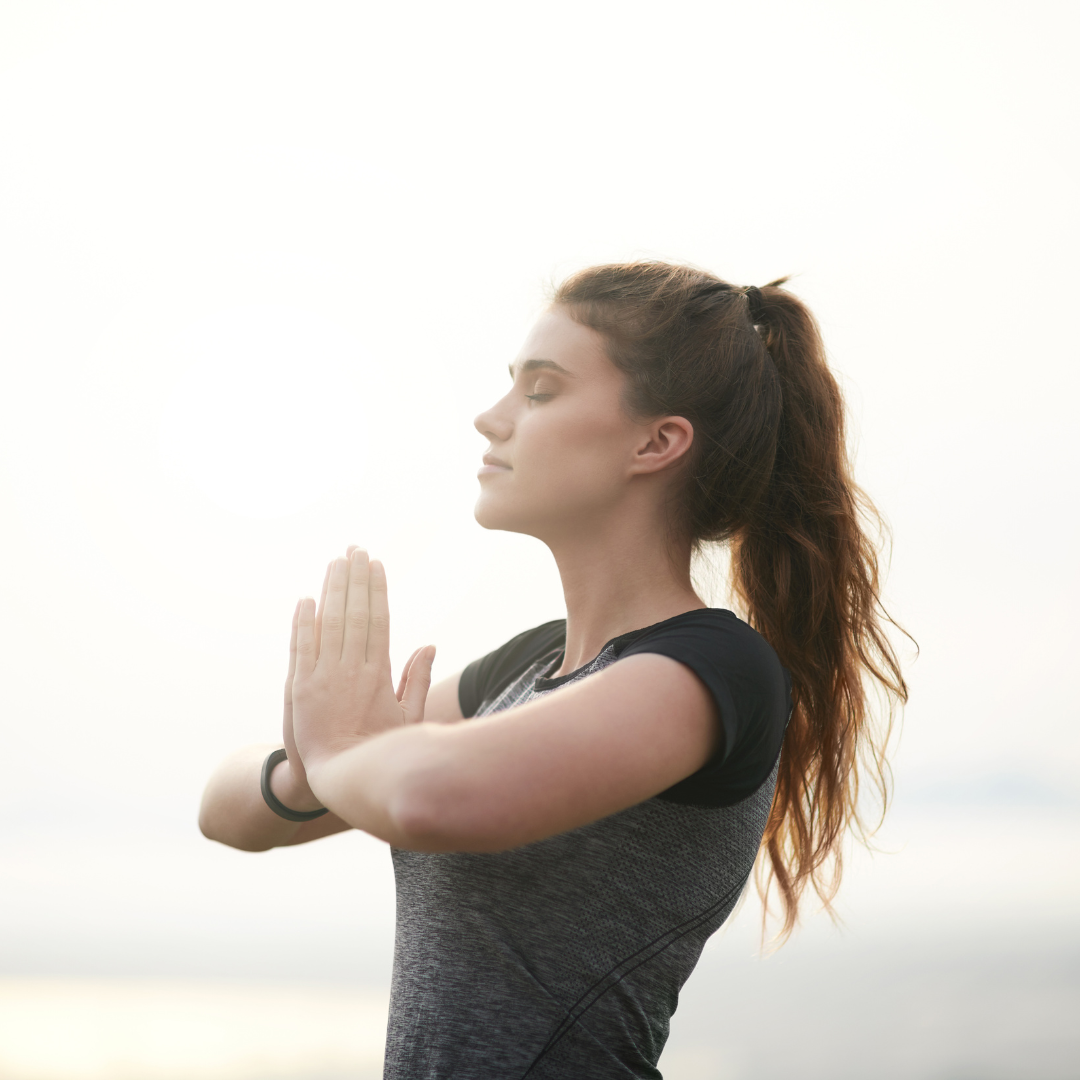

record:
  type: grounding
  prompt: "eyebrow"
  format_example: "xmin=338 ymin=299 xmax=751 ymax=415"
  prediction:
xmin=508 ymin=358 xmax=575 ymax=378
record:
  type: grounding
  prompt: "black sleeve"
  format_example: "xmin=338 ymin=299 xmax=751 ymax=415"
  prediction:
xmin=616 ymin=610 xmax=792 ymax=808
xmin=458 ymin=619 xmax=567 ymax=718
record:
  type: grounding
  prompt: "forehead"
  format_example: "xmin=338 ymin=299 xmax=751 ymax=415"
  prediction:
xmin=511 ymin=308 xmax=613 ymax=378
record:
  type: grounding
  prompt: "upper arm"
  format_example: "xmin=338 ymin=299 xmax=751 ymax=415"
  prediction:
xmin=396 ymin=654 xmax=720 ymax=851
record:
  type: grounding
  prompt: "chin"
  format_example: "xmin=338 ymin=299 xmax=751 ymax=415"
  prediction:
xmin=474 ymin=494 xmax=516 ymax=533
xmin=474 ymin=492 xmax=540 ymax=536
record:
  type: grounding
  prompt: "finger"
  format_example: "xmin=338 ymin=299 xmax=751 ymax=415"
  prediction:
xmin=396 ymin=647 xmax=422 ymax=702
xmin=294 ymin=597 xmax=318 ymax=679
xmin=320 ymin=557 xmax=350 ymax=663
xmin=401 ymin=645 xmax=435 ymax=724
xmin=286 ymin=599 xmax=301 ymax=684
xmin=284 ymin=599 xmax=301 ymax=709
xmin=313 ymin=561 xmax=332 ymax=656
xmin=346 ymin=544 xmax=359 ymax=558
xmin=366 ymin=559 xmax=391 ymax=665
xmin=341 ymin=549 xmax=370 ymax=665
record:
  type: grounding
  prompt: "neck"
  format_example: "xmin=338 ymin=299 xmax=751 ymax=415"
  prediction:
xmin=544 ymin=513 xmax=704 ymax=677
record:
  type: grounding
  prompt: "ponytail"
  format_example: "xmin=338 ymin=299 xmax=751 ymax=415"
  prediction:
xmin=734 ymin=281 xmax=908 ymax=938
xmin=555 ymin=262 xmax=910 ymax=938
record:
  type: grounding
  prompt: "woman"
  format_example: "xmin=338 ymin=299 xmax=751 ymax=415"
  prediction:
xmin=200 ymin=262 xmax=907 ymax=1079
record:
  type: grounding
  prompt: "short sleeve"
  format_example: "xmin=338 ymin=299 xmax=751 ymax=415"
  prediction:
xmin=458 ymin=620 xmax=567 ymax=718
xmin=616 ymin=610 xmax=791 ymax=807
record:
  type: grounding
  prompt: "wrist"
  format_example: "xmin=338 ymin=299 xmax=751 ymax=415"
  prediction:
xmin=300 ymin=740 xmax=369 ymax=813
xmin=296 ymin=735 xmax=365 ymax=785
xmin=269 ymin=753 xmax=324 ymax=814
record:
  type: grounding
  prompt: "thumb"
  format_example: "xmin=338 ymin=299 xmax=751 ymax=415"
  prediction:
xmin=396 ymin=647 xmax=422 ymax=702
xmin=400 ymin=645 xmax=435 ymax=724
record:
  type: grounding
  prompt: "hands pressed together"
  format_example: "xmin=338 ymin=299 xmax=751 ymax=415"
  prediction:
xmin=273 ymin=547 xmax=435 ymax=816
xmin=206 ymin=543 xmax=717 ymax=854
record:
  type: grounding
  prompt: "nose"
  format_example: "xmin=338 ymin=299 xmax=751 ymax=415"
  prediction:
xmin=473 ymin=398 xmax=513 ymax=444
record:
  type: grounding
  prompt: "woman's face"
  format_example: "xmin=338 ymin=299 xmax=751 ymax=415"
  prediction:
xmin=473 ymin=307 xmax=653 ymax=540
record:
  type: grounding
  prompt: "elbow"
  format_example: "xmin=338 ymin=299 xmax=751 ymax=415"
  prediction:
xmin=200 ymin=821 xmax=273 ymax=853
xmin=197 ymin=800 xmax=273 ymax=853
xmin=197 ymin=799 xmax=224 ymax=844
xmin=383 ymin=768 xmax=514 ymax=853
xmin=386 ymin=779 xmax=456 ymax=851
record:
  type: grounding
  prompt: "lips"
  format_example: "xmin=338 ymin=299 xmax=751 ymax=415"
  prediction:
xmin=478 ymin=454 xmax=512 ymax=475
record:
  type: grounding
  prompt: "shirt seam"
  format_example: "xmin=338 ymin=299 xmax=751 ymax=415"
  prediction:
xmin=518 ymin=874 xmax=750 ymax=1077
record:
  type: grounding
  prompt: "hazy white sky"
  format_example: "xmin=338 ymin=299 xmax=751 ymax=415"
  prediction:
xmin=1 ymin=0 xmax=1078 ymax=1000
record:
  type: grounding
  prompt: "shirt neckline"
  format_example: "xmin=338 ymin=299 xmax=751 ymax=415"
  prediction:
xmin=532 ymin=607 xmax=735 ymax=691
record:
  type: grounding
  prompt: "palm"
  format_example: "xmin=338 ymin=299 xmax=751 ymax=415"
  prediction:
xmin=289 ymin=550 xmax=433 ymax=771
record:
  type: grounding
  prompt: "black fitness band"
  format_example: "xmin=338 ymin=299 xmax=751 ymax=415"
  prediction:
xmin=260 ymin=748 xmax=329 ymax=822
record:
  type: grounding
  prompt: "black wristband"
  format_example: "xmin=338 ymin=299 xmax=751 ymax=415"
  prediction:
xmin=260 ymin=748 xmax=329 ymax=822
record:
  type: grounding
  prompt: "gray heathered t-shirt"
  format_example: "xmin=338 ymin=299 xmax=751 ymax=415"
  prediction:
xmin=384 ymin=612 xmax=789 ymax=1079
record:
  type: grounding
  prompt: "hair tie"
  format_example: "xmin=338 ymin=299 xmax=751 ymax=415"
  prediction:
xmin=744 ymin=286 xmax=765 ymax=323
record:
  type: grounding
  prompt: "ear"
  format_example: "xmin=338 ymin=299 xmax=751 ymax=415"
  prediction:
xmin=629 ymin=416 xmax=694 ymax=476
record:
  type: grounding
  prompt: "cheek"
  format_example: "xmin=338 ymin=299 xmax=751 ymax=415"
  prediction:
xmin=473 ymin=403 xmax=633 ymax=533
xmin=524 ymin=406 xmax=629 ymax=489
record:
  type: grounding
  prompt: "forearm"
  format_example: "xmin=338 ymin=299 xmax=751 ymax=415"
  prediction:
xmin=303 ymin=725 xmax=456 ymax=850
xmin=199 ymin=743 xmax=348 ymax=851
xmin=300 ymin=654 xmax=723 ymax=854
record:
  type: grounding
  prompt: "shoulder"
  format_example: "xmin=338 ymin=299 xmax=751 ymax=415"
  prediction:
xmin=615 ymin=609 xmax=787 ymax=708
xmin=615 ymin=609 xmax=791 ymax=807
xmin=458 ymin=619 xmax=567 ymax=718
xmin=615 ymin=608 xmax=781 ymax=674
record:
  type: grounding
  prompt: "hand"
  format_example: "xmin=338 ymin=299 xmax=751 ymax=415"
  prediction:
xmin=290 ymin=549 xmax=435 ymax=773
xmin=274 ymin=562 xmax=334 ymax=813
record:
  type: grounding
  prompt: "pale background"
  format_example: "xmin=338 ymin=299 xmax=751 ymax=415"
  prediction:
xmin=1 ymin=2 xmax=1077 ymax=1078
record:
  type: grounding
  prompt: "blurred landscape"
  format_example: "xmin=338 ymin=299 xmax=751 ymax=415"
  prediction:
xmin=4 ymin=798 xmax=1077 ymax=1078
xmin=4 ymin=927 xmax=1078 ymax=1080
xmin=1 ymin=1 xmax=1077 ymax=1077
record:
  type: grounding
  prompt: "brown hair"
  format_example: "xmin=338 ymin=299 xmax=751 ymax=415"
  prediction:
xmin=554 ymin=261 xmax=909 ymax=938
